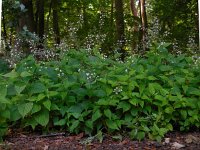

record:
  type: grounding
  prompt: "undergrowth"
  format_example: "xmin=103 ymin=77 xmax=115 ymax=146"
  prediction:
xmin=0 ymin=43 xmax=199 ymax=142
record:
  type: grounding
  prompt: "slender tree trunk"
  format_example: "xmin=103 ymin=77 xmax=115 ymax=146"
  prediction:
xmin=198 ymin=0 xmax=200 ymax=51
xmin=37 ymin=0 xmax=45 ymax=42
xmin=139 ymin=0 xmax=148 ymax=52
xmin=82 ymin=1 xmax=88 ymax=30
xmin=2 ymin=6 xmax=10 ymax=51
xmin=130 ymin=0 xmax=139 ymax=52
xmin=52 ymin=0 xmax=60 ymax=44
xmin=46 ymin=0 xmax=53 ymax=35
xmin=130 ymin=0 xmax=138 ymax=18
xmin=115 ymin=0 xmax=125 ymax=60
xmin=35 ymin=1 xmax=38 ymax=34
xmin=110 ymin=0 xmax=114 ymax=26
xmin=0 ymin=0 xmax=2 ymax=49
xmin=2 ymin=6 xmax=7 ymax=43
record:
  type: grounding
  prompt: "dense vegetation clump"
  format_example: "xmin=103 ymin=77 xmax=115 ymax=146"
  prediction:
xmin=0 ymin=43 xmax=199 ymax=142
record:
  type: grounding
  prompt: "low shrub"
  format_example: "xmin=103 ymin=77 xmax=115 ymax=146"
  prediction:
xmin=0 ymin=43 xmax=199 ymax=142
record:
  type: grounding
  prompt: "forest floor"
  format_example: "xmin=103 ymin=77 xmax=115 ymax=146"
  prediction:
xmin=0 ymin=130 xmax=200 ymax=150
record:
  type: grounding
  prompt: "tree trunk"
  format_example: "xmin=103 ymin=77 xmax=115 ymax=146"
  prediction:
xmin=139 ymin=0 xmax=148 ymax=52
xmin=130 ymin=0 xmax=139 ymax=52
xmin=110 ymin=0 xmax=114 ymax=26
xmin=115 ymin=0 xmax=125 ymax=60
xmin=2 ymin=6 xmax=7 ymax=43
xmin=52 ymin=0 xmax=60 ymax=44
xmin=37 ymin=0 xmax=45 ymax=41
xmin=46 ymin=0 xmax=53 ymax=36
xmin=2 ymin=6 xmax=10 ymax=51
xmin=130 ymin=0 xmax=138 ymax=18
xmin=82 ymin=1 xmax=88 ymax=31
xmin=18 ymin=0 xmax=35 ymax=33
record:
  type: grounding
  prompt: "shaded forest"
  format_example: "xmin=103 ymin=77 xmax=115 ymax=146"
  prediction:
xmin=0 ymin=0 xmax=199 ymax=63
xmin=0 ymin=0 xmax=200 ymax=144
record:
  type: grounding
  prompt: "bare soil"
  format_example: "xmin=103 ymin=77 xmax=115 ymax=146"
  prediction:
xmin=1 ymin=131 xmax=200 ymax=150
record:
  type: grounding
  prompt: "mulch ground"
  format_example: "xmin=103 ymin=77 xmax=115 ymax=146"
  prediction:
xmin=1 ymin=131 xmax=200 ymax=150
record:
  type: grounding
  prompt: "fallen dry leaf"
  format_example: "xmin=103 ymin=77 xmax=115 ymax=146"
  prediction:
xmin=172 ymin=142 xmax=185 ymax=149
xmin=119 ymin=139 xmax=129 ymax=145
xmin=185 ymin=135 xmax=200 ymax=144
xmin=164 ymin=138 xmax=170 ymax=144
xmin=43 ymin=145 xmax=49 ymax=150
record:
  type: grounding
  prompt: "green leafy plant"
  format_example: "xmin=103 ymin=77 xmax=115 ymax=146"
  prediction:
xmin=0 ymin=43 xmax=199 ymax=142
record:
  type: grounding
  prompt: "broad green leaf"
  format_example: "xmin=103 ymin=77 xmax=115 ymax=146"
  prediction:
xmin=18 ymin=102 xmax=33 ymax=118
xmin=124 ymin=113 xmax=133 ymax=122
xmin=139 ymin=101 xmax=144 ymax=108
xmin=54 ymin=119 xmax=66 ymax=126
xmin=164 ymin=107 xmax=174 ymax=114
xmin=139 ymin=84 xmax=145 ymax=94
xmin=96 ymin=99 xmax=109 ymax=106
xmin=3 ymin=71 xmax=18 ymax=78
xmin=51 ymin=103 xmax=60 ymax=110
xmin=108 ymin=99 xmax=119 ymax=106
xmin=25 ymin=118 xmax=38 ymax=130
xmin=71 ymin=112 xmax=81 ymax=119
xmin=148 ymin=83 xmax=155 ymax=95
xmin=160 ymin=88 xmax=169 ymax=96
xmin=154 ymin=95 xmax=166 ymax=101
xmin=106 ymin=119 xmax=119 ymax=130
xmin=188 ymin=110 xmax=197 ymax=116
xmin=85 ymin=120 xmax=93 ymax=129
xmin=188 ymin=88 xmax=200 ymax=96
xmin=43 ymin=100 xmax=51 ymax=111
xmin=1 ymin=110 xmax=10 ymax=119
xmin=47 ymin=91 xmax=59 ymax=97
xmin=159 ymin=128 xmax=168 ymax=136
xmin=159 ymin=65 xmax=172 ymax=72
xmin=115 ymin=75 xmax=129 ymax=82
xmin=45 ymin=67 xmax=57 ymax=79
xmin=105 ymin=87 xmax=113 ymax=95
xmin=92 ymin=109 xmax=102 ymax=122
xmin=137 ymin=132 xmax=145 ymax=141
xmin=0 ymin=97 xmax=10 ymax=104
xmin=117 ymin=101 xmax=131 ymax=112
xmin=96 ymin=131 xmax=103 ymax=143
xmin=20 ymin=71 xmax=32 ymax=77
xmin=29 ymin=82 xmax=46 ymax=94
xmin=141 ymin=125 xmax=150 ymax=132
xmin=34 ymin=109 xmax=49 ymax=126
xmin=135 ymin=74 xmax=146 ymax=79
xmin=147 ymin=76 xmax=157 ymax=81
xmin=68 ymin=105 xmax=83 ymax=114
xmin=112 ymin=134 xmax=122 ymax=141
xmin=37 ymin=93 xmax=46 ymax=101
xmin=161 ymin=42 xmax=171 ymax=47
xmin=72 ymin=88 xmax=87 ymax=97
xmin=175 ymin=76 xmax=185 ymax=84
xmin=104 ymin=109 xmax=112 ymax=119
xmin=15 ymin=85 xmax=26 ymax=95
xmin=155 ymin=136 xmax=162 ymax=142
xmin=166 ymin=123 xmax=173 ymax=131
xmin=93 ymin=90 xmax=106 ymax=97
xmin=182 ymin=85 xmax=188 ymax=94
xmin=10 ymin=107 xmax=22 ymax=121
xmin=131 ymin=108 xmax=138 ymax=116
xmin=69 ymin=120 xmax=79 ymax=132
xmin=31 ymin=104 xmax=41 ymax=114
xmin=129 ymin=98 xmax=139 ymax=106
xmin=27 ymin=96 xmax=37 ymax=102
xmin=0 ymin=84 xmax=7 ymax=97
xmin=170 ymin=86 xmax=181 ymax=95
